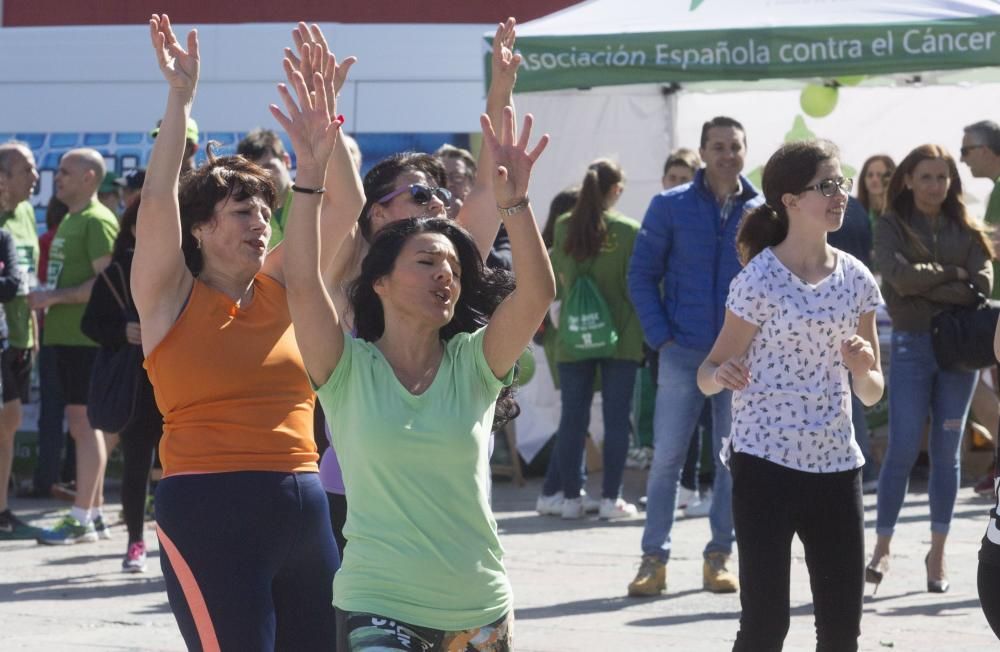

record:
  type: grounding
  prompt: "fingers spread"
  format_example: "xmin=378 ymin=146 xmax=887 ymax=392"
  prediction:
xmin=277 ymin=83 xmax=302 ymax=121
xmin=269 ymin=104 xmax=292 ymax=131
xmin=516 ymin=113 xmax=533 ymax=150
xmin=527 ymin=133 xmax=550 ymax=163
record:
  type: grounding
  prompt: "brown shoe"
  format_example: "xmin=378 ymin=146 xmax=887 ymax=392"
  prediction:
xmin=627 ymin=554 xmax=666 ymax=596
xmin=703 ymin=552 xmax=739 ymax=593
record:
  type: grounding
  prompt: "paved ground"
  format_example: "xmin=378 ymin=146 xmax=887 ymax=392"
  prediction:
xmin=2 ymin=469 xmax=997 ymax=651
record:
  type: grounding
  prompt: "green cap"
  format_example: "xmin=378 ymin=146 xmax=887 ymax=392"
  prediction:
xmin=150 ymin=117 xmax=200 ymax=144
xmin=99 ymin=171 xmax=125 ymax=194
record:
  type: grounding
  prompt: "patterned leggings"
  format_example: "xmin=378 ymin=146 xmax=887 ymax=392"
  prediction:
xmin=336 ymin=610 xmax=512 ymax=652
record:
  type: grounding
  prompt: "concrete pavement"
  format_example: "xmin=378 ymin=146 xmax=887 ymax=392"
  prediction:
xmin=1 ymin=469 xmax=996 ymax=651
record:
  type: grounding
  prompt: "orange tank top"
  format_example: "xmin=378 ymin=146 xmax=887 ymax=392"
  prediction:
xmin=145 ymin=273 xmax=318 ymax=476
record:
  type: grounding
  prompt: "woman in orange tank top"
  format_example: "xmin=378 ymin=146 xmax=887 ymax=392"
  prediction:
xmin=133 ymin=15 xmax=361 ymax=650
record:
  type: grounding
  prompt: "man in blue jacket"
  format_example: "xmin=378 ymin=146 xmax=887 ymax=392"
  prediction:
xmin=627 ymin=116 xmax=763 ymax=596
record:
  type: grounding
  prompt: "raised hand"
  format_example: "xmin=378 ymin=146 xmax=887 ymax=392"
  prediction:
xmin=492 ymin=18 xmax=521 ymax=87
xmin=285 ymin=23 xmax=357 ymax=102
xmin=481 ymin=106 xmax=549 ymax=208
xmin=269 ymin=59 xmax=342 ymax=179
xmin=149 ymin=14 xmax=199 ymax=98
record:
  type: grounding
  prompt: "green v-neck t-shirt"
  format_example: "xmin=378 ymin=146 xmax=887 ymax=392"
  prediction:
xmin=315 ymin=327 xmax=514 ymax=631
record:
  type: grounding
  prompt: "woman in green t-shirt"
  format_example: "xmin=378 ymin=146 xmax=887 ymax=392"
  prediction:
xmin=279 ymin=46 xmax=554 ymax=646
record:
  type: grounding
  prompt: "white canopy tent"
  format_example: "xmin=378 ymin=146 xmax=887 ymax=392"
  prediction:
xmin=501 ymin=0 xmax=1000 ymax=462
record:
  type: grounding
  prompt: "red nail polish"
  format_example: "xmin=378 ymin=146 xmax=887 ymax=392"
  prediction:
xmin=336 ymin=114 xmax=345 ymax=125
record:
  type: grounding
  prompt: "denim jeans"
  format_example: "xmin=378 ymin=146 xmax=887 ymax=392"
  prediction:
xmin=876 ymin=331 xmax=977 ymax=536
xmin=543 ymin=358 xmax=638 ymax=500
xmin=641 ymin=343 xmax=734 ymax=561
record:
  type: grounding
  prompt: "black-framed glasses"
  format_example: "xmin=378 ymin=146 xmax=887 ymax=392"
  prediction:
xmin=960 ymin=144 xmax=985 ymax=157
xmin=801 ymin=177 xmax=854 ymax=197
xmin=376 ymin=183 xmax=453 ymax=207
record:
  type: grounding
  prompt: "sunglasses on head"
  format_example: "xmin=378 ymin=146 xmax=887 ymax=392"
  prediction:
xmin=376 ymin=183 xmax=452 ymax=207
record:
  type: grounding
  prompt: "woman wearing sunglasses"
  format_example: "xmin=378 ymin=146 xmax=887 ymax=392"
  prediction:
xmin=868 ymin=144 xmax=994 ymax=595
xmin=698 ymin=140 xmax=883 ymax=650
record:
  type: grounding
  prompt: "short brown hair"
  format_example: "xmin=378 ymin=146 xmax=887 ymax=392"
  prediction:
xmin=179 ymin=144 xmax=276 ymax=274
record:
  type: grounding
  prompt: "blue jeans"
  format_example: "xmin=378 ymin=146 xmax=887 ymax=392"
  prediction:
xmin=876 ymin=331 xmax=977 ymax=536
xmin=641 ymin=343 xmax=734 ymax=561
xmin=544 ymin=359 xmax=638 ymax=500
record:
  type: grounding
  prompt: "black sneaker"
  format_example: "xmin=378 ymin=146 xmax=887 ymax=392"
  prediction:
xmin=0 ymin=509 xmax=44 ymax=540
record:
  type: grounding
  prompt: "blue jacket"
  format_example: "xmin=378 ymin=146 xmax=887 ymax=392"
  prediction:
xmin=627 ymin=169 xmax=763 ymax=351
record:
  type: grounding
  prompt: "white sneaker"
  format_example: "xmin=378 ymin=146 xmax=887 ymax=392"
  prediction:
xmin=561 ymin=497 xmax=585 ymax=519
xmin=599 ymin=497 xmax=638 ymax=520
xmin=683 ymin=490 xmax=713 ymax=518
xmin=536 ymin=492 xmax=565 ymax=516
xmin=581 ymin=490 xmax=601 ymax=514
xmin=677 ymin=486 xmax=699 ymax=510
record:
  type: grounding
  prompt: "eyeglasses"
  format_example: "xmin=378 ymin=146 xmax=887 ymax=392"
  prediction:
xmin=801 ymin=177 xmax=853 ymax=197
xmin=960 ymin=144 xmax=985 ymax=157
xmin=376 ymin=183 xmax=452 ymax=207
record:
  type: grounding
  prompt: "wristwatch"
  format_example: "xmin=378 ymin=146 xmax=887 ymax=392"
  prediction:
xmin=497 ymin=197 xmax=530 ymax=217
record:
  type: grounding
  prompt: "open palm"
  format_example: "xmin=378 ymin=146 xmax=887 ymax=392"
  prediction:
xmin=481 ymin=107 xmax=549 ymax=207
xmin=149 ymin=14 xmax=199 ymax=97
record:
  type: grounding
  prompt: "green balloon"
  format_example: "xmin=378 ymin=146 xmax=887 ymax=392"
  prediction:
xmin=517 ymin=348 xmax=536 ymax=385
xmin=835 ymin=75 xmax=865 ymax=87
xmin=800 ymin=85 xmax=839 ymax=118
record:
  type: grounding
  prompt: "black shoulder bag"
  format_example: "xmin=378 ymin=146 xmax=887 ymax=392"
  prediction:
xmin=930 ymin=285 xmax=1000 ymax=372
xmin=86 ymin=263 xmax=143 ymax=433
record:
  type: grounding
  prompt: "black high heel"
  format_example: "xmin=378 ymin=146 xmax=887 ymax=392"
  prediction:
xmin=925 ymin=552 xmax=949 ymax=593
xmin=865 ymin=555 xmax=889 ymax=595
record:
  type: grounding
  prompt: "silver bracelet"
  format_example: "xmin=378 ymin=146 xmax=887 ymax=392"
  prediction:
xmin=497 ymin=197 xmax=529 ymax=217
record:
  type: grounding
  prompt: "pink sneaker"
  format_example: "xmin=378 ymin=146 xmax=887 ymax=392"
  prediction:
xmin=122 ymin=541 xmax=147 ymax=573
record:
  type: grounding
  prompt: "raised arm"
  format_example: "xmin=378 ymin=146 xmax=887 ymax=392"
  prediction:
xmin=133 ymin=13 xmax=198 ymax=355
xmin=270 ymin=49 xmax=347 ymax=387
xmin=481 ymin=108 xmax=555 ymax=379
xmin=457 ymin=18 xmax=520 ymax=261
xmin=267 ymin=23 xmax=365 ymax=285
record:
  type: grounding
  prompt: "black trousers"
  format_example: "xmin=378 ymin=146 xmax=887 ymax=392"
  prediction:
xmin=730 ymin=453 xmax=864 ymax=652
xmin=979 ymin=560 xmax=1000 ymax=640
xmin=119 ymin=405 xmax=163 ymax=544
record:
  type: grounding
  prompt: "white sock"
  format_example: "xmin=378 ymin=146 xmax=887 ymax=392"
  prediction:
xmin=89 ymin=507 xmax=104 ymax=521
xmin=70 ymin=506 xmax=92 ymax=525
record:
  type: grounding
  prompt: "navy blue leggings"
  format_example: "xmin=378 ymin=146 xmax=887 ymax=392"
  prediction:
xmin=156 ymin=471 xmax=340 ymax=651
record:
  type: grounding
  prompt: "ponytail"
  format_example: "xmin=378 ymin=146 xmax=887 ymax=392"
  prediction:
xmin=564 ymin=159 xmax=623 ymax=261
xmin=736 ymin=204 xmax=788 ymax=265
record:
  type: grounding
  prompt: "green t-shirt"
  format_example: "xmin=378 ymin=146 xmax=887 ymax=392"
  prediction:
xmin=316 ymin=328 xmax=514 ymax=631
xmin=43 ymin=200 xmax=119 ymax=347
xmin=0 ymin=200 xmax=40 ymax=349
xmin=550 ymin=210 xmax=645 ymax=363
xmin=266 ymin=190 xmax=293 ymax=250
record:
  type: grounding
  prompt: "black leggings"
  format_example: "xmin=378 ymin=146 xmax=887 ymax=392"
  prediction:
xmin=979 ymin=560 xmax=1000 ymax=640
xmin=730 ymin=453 xmax=864 ymax=652
xmin=119 ymin=406 xmax=163 ymax=544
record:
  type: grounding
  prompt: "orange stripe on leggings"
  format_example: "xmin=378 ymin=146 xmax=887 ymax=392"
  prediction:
xmin=157 ymin=526 xmax=221 ymax=652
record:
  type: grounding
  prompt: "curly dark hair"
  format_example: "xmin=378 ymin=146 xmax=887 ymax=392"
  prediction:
xmin=177 ymin=143 xmax=277 ymax=275
xmin=349 ymin=217 xmax=520 ymax=430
